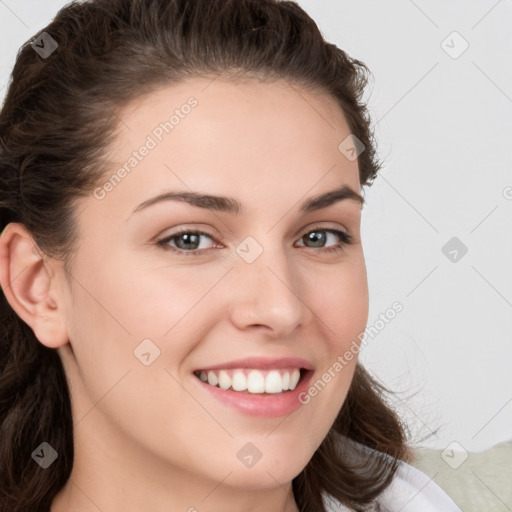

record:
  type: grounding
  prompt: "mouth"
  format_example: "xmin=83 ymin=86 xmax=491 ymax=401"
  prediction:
xmin=193 ymin=367 xmax=311 ymax=395
xmin=192 ymin=357 xmax=315 ymax=417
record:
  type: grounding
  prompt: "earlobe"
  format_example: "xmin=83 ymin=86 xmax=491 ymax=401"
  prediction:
xmin=0 ymin=222 xmax=69 ymax=349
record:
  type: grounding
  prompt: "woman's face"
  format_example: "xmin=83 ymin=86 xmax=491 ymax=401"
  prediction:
xmin=54 ymin=77 xmax=369 ymax=504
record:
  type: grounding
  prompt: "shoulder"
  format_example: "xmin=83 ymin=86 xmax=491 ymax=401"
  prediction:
xmin=321 ymin=460 xmax=463 ymax=512
xmin=376 ymin=460 xmax=463 ymax=511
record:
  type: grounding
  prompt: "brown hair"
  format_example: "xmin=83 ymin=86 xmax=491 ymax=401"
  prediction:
xmin=0 ymin=0 xmax=410 ymax=510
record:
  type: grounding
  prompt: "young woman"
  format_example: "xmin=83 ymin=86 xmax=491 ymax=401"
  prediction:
xmin=0 ymin=0 xmax=462 ymax=511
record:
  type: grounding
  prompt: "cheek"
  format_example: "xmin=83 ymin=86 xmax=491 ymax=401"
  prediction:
xmin=301 ymin=257 xmax=368 ymax=423
xmin=314 ymin=255 xmax=369 ymax=352
xmin=122 ymin=254 xmax=228 ymax=317
xmin=69 ymin=252 xmax=217 ymax=345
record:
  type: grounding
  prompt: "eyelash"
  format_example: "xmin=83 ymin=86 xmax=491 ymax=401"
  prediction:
xmin=156 ymin=226 xmax=354 ymax=256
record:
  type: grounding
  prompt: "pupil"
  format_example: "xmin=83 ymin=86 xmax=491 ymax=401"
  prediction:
xmin=307 ymin=231 xmax=325 ymax=248
xmin=179 ymin=233 xmax=199 ymax=250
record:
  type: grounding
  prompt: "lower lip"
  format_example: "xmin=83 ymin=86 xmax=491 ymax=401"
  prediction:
xmin=194 ymin=370 xmax=314 ymax=418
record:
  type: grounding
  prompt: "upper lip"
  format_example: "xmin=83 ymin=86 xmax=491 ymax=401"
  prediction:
xmin=195 ymin=357 xmax=314 ymax=372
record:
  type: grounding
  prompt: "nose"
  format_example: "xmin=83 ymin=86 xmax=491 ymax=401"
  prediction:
xmin=227 ymin=241 xmax=312 ymax=337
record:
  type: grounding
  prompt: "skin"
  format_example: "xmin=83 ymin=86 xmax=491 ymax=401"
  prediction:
xmin=0 ymin=76 xmax=369 ymax=512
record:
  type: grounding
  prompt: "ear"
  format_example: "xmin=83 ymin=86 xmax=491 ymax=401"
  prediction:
xmin=0 ymin=222 xmax=69 ymax=348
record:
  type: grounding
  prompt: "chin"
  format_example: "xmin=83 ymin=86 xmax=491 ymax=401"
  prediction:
xmin=223 ymin=465 xmax=305 ymax=490
xmin=217 ymin=449 xmax=311 ymax=490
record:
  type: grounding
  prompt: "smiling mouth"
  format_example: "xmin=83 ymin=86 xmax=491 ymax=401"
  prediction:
xmin=193 ymin=367 xmax=310 ymax=394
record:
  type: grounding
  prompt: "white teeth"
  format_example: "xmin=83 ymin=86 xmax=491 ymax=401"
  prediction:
xmin=207 ymin=371 xmax=218 ymax=387
xmin=265 ymin=370 xmax=283 ymax=393
xmin=232 ymin=371 xmax=247 ymax=391
xmin=218 ymin=370 xmax=231 ymax=390
xmin=197 ymin=368 xmax=304 ymax=394
xmin=247 ymin=370 xmax=265 ymax=393
xmin=290 ymin=369 xmax=300 ymax=389
xmin=282 ymin=371 xmax=290 ymax=391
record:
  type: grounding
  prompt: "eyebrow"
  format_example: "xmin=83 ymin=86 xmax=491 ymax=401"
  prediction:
xmin=130 ymin=184 xmax=364 ymax=218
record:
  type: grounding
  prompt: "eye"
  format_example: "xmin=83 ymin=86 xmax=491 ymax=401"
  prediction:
xmin=296 ymin=227 xmax=354 ymax=254
xmin=156 ymin=226 xmax=354 ymax=256
xmin=156 ymin=229 xmax=218 ymax=255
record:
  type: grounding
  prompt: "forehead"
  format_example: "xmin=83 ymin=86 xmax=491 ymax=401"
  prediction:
xmin=118 ymin=75 xmax=348 ymax=133
xmin=94 ymin=76 xmax=361 ymax=220
xmin=112 ymin=76 xmax=353 ymax=160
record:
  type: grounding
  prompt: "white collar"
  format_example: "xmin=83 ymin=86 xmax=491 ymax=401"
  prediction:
xmin=321 ymin=460 xmax=463 ymax=512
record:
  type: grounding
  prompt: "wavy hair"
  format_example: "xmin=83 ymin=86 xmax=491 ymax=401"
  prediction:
xmin=0 ymin=1 xmax=409 ymax=510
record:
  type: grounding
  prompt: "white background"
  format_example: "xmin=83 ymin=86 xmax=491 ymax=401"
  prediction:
xmin=1 ymin=0 xmax=511 ymax=453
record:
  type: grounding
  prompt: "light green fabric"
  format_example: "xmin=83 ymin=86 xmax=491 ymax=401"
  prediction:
xmin=410 ymin=440 xmax=512 ymax=512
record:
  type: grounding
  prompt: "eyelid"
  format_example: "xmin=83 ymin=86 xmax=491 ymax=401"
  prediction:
xmin=297 ymin=222 xmax=351 ymax=239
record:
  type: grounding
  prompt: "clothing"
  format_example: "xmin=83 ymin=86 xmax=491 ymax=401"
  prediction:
xmin=322 ymin=460 xmax=463 ymax=511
